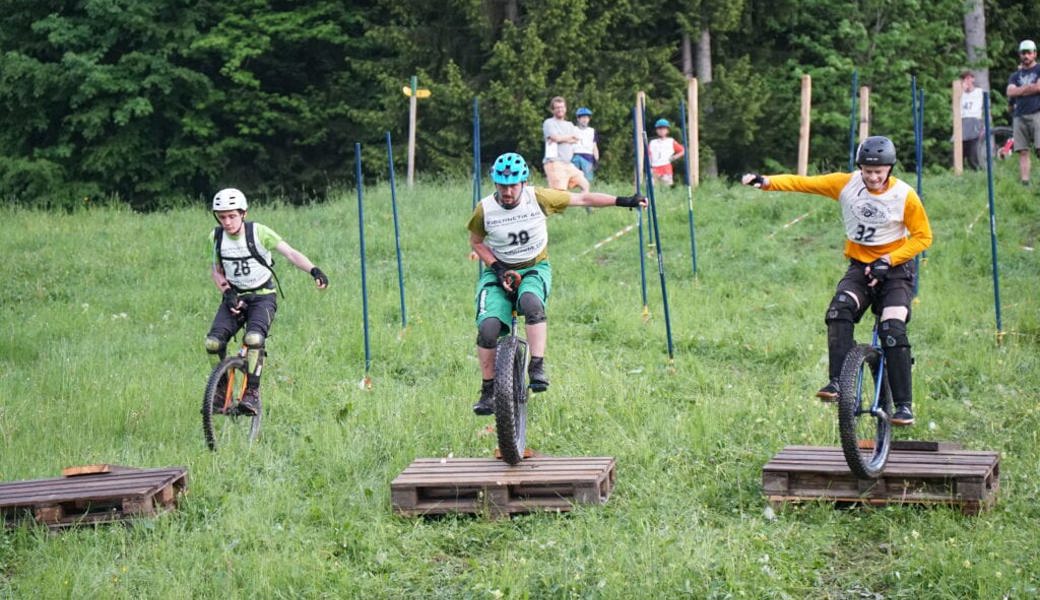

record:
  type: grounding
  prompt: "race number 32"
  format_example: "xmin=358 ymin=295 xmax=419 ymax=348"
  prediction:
xmin=853 ymin=224 xmax=876 ymax=242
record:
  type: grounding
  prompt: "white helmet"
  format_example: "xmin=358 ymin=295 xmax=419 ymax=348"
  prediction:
xmin=212 ymin=188 xmax=248 ymax=211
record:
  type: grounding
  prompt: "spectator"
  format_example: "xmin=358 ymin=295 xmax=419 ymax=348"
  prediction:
xmin=571 ymin=107 xmax=599 ymax=181
xmin=1006 ymin=39 xmax=1040 ymax=185
xmin=959 ymin=71 xmax=985 ymax=171
xmin=648 ymin=118 xmax=685 ymax=187
xmin=542 ymin=96 xmax=590 ymax=193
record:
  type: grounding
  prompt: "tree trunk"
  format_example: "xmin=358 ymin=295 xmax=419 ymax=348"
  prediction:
xmin=682 ymin=32 xmax=693 ymax=78
xmin=963 ymin=0 xmax=988 ymax=91
xmin=696 ymin=28 xmax=712 ymax=84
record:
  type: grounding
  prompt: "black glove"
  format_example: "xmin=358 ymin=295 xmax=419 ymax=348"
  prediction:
xmin=489 ymin=261 xmax=521 ymax=290
xmin=615 ymin=195 xmax=645 ymax=208
xmin=866 ymin=259 xmax=891 ymax=285
xmin=744 ymin=173 xmax=766 ymax=188
xmin=222 ymin=288 xmax=242 ymax=313
xmin=310 ymin=266 xmax=329 ymax=287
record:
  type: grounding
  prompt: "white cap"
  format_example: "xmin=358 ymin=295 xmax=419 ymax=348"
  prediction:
xmin=1020 ymin=39 xmax=1036 ymax=52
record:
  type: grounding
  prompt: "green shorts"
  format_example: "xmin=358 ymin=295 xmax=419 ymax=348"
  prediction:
xmin=474 ymin=261 xmax=553 ymax=333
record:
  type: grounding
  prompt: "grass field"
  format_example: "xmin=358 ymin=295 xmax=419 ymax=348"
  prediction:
xmin=1 ymin=165 xmax=1039 ymax=598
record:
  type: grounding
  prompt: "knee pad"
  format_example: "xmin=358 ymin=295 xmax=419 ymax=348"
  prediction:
xmin=879 ymin=319 xmax=909 ymax=349
xmin=825 ymin=291 xmax=858 ymax=324
xmin=243 ymin=331 xmax=266 ymax=349
xmin=204 ymin=336 xmax=226 ymax=354
xmin=518 ymin=292 xmax=546 ymax=325
xmin=476 ymin=318 xmax=504 ymax=349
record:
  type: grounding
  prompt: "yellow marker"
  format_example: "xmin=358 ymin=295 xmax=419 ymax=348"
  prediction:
xmin=402 ymin=86 xmax=431 ymax=98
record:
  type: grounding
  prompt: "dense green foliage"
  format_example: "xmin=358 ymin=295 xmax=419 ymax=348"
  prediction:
xmin=1 ymin=164 xmax=1039 ymax=595
xmin=3 ymin=0 xmax=1040 ymax=207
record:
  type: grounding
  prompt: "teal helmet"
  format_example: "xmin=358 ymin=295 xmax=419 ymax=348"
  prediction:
xmin=654 ymin=118 xmax=670 ymax=128
xmin=490 ymin=152 xmax=529 ymax=185
xmin=576 ymin=107 xmax=592 ymax=117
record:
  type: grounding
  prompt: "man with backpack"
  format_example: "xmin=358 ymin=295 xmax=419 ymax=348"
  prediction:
xmin=205 ymin=188 xmax=329 ymax=415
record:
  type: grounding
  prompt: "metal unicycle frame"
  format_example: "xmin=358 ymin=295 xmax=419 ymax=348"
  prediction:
xmin=493 ymin=312 xmax=528 ymax=465
xmin=202 ymin=342 xmax=263 ymax=451
xmin=836 ymin=314 xmax=893 ymax=479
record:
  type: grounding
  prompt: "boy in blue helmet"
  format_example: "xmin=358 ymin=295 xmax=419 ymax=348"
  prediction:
xmin=648 ymin=118 xmax=685 ymax=187
xmin=467 ymin=153 xmax=646 ymax=415
xmin=571 ymin=107 xmax=599 ymax=181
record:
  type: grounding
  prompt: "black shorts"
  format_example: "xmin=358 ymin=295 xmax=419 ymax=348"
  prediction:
xmin=207 ymin=293 xmax=277 ymax=343
xmin=834 ymin=259 xmax=916 ymax=323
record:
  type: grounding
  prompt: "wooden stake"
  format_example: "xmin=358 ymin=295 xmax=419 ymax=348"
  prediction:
xmin=858 ymin=86 xmax=870 ymax=141
xmin=687 ymin=78 xmax=700 ymax=187
xmin=952 ymin=79 xmax=964 ymax=175
xmin=798 ymin=75 xmax=812 ymax=176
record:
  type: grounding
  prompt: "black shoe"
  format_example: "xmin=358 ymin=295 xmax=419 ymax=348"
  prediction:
xmin=816 ymin=380 xmax=839 ymax=402
xmin=528 ymin=358 xmax=549 ymax=393
xmin=473 ymin=381 xmax=494 ymax=416
xmin=892 ymin=403 xmax=915 ymax=426
xmin=238 ymin=388 xmax=261 ymax=416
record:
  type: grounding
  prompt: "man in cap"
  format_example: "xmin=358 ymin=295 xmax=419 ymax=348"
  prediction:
xmin=1007 ymin=40 xmax=1040 ymax=185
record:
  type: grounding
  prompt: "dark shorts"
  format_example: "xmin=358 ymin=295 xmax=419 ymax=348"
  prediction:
xmin=207 ymin=293 xmax=277 ymax=343
xmin=834 ymin=259 xmax=916 ymax=323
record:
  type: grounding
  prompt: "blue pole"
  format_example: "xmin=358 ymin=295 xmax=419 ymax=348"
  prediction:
xmin=385 ymin=132 xmax=407 ymax=330
xmin=472 ymin=97 xmax=482 ymax=209
xmin=354 ymin=143 xmax=371 ymax=375
xmin=848 ymin=69 xmax=859 ymax=171
xmin=642 ymin=139 xmax=675 ymax=360
xmin=982 ymin=92 xmax=1004 ymax=340
xmin=678 ymin=99 xmax=698 ymax=274
xmin=632 ymin=107 xmax=648 ymax=313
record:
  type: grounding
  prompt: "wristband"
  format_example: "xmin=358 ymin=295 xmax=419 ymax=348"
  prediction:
xmin=615 ymin=195 xmax=642 ymax=208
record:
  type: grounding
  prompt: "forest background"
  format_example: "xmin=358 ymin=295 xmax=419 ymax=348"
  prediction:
xmin=1 ymin=0 xmax=1036 ymax=209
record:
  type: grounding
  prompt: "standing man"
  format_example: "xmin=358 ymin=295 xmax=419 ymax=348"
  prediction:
xmin=468 ymin=152 xmax=645 ymax=415
xmin=959 ymin=70 xmax=986 ymax=171
xmin=741 ymin=136 xmax=933 ymax=426
xmin=1007 ymin=40 xmax=1040 ymax=186
xmin=542 ymin=96 xmax=590 ymax=193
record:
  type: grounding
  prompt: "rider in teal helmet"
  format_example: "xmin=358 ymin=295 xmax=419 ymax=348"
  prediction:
xmin=467 ymin=153 xmax=647 ymax=415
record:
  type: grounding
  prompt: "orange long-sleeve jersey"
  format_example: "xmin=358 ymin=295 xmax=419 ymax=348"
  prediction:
xmin=764 ymin=172 xmax=932 ymax=266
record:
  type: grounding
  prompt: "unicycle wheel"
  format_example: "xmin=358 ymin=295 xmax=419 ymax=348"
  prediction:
xmin=493 ymin=335 xmax=528 ymax=465
xmin=202 ymin=356 xmax=262 ymax=451
xmin=837 ymin=344 xmax=893 ymax=479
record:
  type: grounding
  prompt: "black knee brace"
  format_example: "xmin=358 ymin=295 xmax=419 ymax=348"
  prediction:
xmin=477 ymin=318 xmax=504 ymax=349
xmin=518 ymin=292 xmax=546 ymax=325
xmin=825 ymin=292 xmax=858 ymax=380
xmin=880 ymin=319 xmax=913 ymax=405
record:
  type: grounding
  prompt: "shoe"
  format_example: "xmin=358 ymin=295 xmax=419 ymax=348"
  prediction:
xmin=528 ymin=358 xmax=549 ymax=393
xmin=237 ymin=388 xmax=261 ymax=416
xmin=472 ymin=381 xmax=494 ymax=416
xmin=891 ymin=403 xmax=915 ymax=426
xmin=816 ymin=380 xmax=839 ymax=402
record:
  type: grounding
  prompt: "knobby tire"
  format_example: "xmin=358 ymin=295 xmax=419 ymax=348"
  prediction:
xmin=837 ymin=344 xmax=893 ymax=479
xmin=202 ymin=356 xmax=262 ymax=451
xmin=493 ymin=335 xmax=528 ymax=465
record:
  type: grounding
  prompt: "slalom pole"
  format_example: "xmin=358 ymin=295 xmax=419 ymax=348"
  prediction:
xmin=641 ymin=136 xmax=675 ymax=361
xmin=632 ymin=106 xmax=649 ymax=317
xmin=678 ymin=99 xmax=698 ymax=274
xmin=639 ymin=98 xmax=655 ymax=246
xmin=982 ymin=92 xmax=1004 ymax=343
xmin=354 ymin=143 xmax=372 ymax=388
xmin=385 ymin=132 xmax=407 ymax=330
xmin=848 ymin=69 xmax=859 ymax=171
xmin=912 ymin=82 xmax=927 ymax=293
xmin=472 ymin=97 xmax=482 ymax=209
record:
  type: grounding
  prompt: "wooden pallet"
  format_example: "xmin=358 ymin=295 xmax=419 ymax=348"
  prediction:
xmin=0 ymin=466 xmax=188 ymax=529
xmin=391 ymin=456 xmax=615 ymax=517
xmin=762 ymin=444 xmax=999 ymax=515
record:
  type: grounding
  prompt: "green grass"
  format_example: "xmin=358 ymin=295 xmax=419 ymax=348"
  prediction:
xmin=1 ymin=165 xmax=1039 ymax=598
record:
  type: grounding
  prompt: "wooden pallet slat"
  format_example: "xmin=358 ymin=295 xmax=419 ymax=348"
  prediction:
xmin=762 ymin=445 xmax=999 ymax=515
xmin=0 ymin=467 xmax=188 ymax=529
xmin=391 ymin=456 xmax=615 ymax=517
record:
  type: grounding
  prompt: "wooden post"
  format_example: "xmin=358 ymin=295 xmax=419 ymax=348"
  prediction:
xmin=687 ymin=78 xmax=700 ymax=187
xmin=952 ymin=79 xmax=964 ymax=175
xmin=858 ymin=86 xmax=870 ymax=141
xmin=407 ymin=75 xmax=418 ymax=186
xmin=798 ymin=75 xmax=812 ymax=176
xmin=635 ymin=91 xmax=646 ymax=188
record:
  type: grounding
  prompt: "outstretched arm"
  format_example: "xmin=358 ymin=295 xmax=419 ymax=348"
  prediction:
xmin=274 ymin=241 xmax=328 ymax=289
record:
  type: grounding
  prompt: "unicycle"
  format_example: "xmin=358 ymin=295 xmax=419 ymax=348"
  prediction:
xmin=836 ymin=313 xmax=893 ymax=479
xmin=202 ymin=341 xmax=262 ymax=450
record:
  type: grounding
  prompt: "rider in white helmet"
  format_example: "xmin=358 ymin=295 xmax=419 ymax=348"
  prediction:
xmin=205 ymin=187 xmax=329 ymax=415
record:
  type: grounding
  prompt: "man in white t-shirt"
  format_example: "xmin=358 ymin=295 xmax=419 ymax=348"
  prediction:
xmin=959 ymin=70 xmax=986 ymax=171
xmin=542 ymin=96 xmax=590 ymax=192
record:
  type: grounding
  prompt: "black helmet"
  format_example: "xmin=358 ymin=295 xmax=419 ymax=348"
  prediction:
xmin=855 ymin=136 xmax=897 ymax=166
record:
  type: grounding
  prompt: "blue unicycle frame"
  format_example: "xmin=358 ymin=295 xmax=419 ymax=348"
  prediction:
xmin=836 ymin=313 xmax=894 ymax=479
